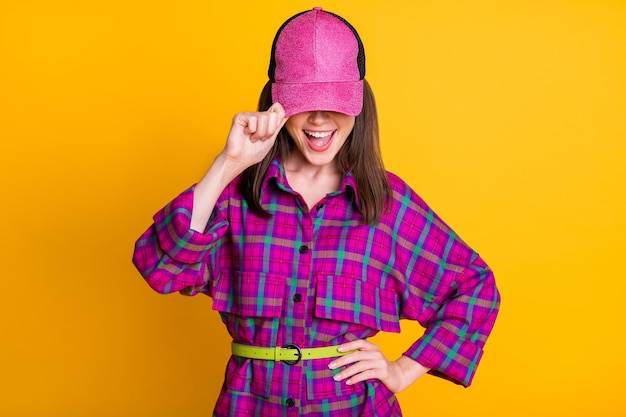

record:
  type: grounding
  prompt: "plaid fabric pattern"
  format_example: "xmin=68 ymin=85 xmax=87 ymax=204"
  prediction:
xmin=132 ymin=159 xmax=500 ymax=416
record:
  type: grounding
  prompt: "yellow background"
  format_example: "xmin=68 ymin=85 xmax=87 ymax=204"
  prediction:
xmin=1 ymin=0 xmax=625 ymax=416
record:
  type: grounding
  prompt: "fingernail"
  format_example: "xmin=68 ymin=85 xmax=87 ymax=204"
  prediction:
xmin=328 ymin=362 xmax=336 ymax=369
xmin=337 ymin=347 xmax=345 ymax=352
xmin=333 ymin=375 xmax=340 ymax=381
xmin=345 ymin=379 xmax=352 ymax=385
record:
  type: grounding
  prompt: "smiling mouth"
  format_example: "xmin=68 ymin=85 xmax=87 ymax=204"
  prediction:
xmin=304 ymin=130 xmax=336 ymax=150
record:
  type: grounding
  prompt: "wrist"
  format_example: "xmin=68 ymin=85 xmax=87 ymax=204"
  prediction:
xmin=214 ymin=151 xmax=248 ymax=182
xmin=393 ymin=355 xmax=430 ymax=392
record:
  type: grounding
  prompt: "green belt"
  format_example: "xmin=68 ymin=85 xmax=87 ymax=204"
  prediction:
xmin=231 ymin=342 xmax=351 ymax=366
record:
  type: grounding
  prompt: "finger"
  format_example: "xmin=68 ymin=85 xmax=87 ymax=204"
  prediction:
xmin=261 ymin=113 xmax=288 ymax=142
xmin=242 ymin=115 xmax=258 ymax=137
xmin=333 ymin=360 xmax=388 ymax=382
xmin=276 ymin=114 xmax=289 ymax=132
xmin=262 ymin=111 xmax=279 ymax=138
xmin=333 ymin=358 xmax=386 ymax=381
xmin=338 ymin=339 xmax=377 ymax=354
xmin=333 ymin=362 xmax=369 ymax=382
xmin=267 ymin=102 xmax=287 ymax=133
xmin=329 ymin=350 xmax=383 ymax=370
xmin=344 ymin=369 xmax=381 ymax=385
xmin=252 ymin=114 xmax=270 ymax=140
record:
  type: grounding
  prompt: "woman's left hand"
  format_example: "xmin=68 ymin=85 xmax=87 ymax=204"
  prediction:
xmin=328 ymin=339 xmax=430 ymax=394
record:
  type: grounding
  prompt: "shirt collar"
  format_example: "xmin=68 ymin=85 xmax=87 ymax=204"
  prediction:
xmin=262 ymin=158 xmax=361 ymax=210
xmin=263 ymin=158 xmax=290 ymax=193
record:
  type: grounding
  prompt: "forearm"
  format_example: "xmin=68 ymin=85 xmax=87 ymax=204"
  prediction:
xmin=389 ymin=355 xmax=431 ymax=393
xmin=190 ymin=152 xmax=246 ymax=232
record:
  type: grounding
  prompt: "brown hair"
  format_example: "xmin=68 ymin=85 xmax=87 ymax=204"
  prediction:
xmin=239 ymin=79 xmax=391 ymax=224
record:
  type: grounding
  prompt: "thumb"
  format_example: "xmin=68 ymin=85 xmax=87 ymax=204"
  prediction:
xmin=267 ymin=102 xmax=286 ymax=119
xmin=267 ymin=102 xmax=289 ymax=134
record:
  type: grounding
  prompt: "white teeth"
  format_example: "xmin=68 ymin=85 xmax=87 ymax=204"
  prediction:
xmin=304 ymin=130 xmax=333 ymax=138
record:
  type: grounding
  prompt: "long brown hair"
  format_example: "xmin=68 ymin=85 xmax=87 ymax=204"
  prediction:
xmin=239 ymin=79 xmax=391 ymax=224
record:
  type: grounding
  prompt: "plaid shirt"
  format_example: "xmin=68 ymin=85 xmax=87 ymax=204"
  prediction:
xmin=132 ymin=159 xmax=500 ymax=416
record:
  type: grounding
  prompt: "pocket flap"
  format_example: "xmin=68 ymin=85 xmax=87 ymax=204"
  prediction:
xmin=212 ymin=271 xmax=286 ymax=318
xmin=314 ymin=275 xmax=401 ymax=333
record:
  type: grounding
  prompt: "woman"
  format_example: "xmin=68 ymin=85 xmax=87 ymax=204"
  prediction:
xmin=133 ymin=7 xmax=500 ymax=416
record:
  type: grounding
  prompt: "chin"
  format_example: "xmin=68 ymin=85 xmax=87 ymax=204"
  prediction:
xmin=300 ymin=149 xmax=327 ymax=161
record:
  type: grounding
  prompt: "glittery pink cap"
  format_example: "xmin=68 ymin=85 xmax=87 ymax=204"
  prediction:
xmin=268 ymin=7 xmax=365 ymax=117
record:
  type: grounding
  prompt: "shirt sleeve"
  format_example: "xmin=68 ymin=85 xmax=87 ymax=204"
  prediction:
xmin=392 ymin=178 xmax=500 ymax=387
xmin=131 ymin=184 xmax=229 ymax=296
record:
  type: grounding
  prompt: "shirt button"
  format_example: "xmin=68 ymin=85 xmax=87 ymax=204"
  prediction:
xmin=293 ymin=294 xmax=302 ymax=302
xmin=286 ymin=398 xmax=296 ymax=407
xmin=299 ymin=245 xmax=309 ymax=254
xmin=316 ymin=204 xmax=324 ymax=211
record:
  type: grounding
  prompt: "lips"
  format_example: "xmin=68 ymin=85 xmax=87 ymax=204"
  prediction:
xmin=304 ymin=130 xmax=336 ymax=151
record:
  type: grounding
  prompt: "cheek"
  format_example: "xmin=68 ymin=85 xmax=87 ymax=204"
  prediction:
xmin=340 ymin=118 xmax=356 ymax=137
xmin=285 ymin=115 xmax=307 ymax=134
xmin=285 ymin=121 xmax=307 ymax=140
xmin=341 ymin=123 xmax=355 ymax=142
xmin=284 ymin=125 xmax=300 ymax=143
xmin=336 ymin=136 xmax=349 ymax=151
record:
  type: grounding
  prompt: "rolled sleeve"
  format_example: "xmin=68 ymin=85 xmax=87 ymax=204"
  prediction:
xmin=403 ymin=253 xmax=500 ymax=387
xmin=404 ymin=323 xmax=484 ymax=387
xmin=132 ymin=185 xmax=229 ymax=295
xmin=152 ymin=186 xmax=228 ymax=264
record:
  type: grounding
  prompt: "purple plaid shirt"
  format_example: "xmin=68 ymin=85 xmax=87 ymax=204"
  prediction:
xmin=132 ymin=159 xmax=500 ymax=416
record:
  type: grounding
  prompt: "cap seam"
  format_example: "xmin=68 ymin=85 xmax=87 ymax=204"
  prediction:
xmin=313 ymin=10 xmax=319 ymax=83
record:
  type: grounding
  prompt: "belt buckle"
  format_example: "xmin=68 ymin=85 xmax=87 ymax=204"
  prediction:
xmin=281 ymin=344 xmax=302 ymax=366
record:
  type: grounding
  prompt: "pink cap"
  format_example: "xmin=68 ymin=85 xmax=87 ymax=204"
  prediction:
xmin=268 ymin=8 xmax=365 ymax=117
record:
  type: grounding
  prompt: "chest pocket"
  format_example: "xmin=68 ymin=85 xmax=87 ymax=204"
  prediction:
xmin=314 ymin=274 xmax=401 ymax=333
xmin=211 ymin=271 xmax=286 ymax=318
xmin=307 ymin=274 xmax=401 ymax=400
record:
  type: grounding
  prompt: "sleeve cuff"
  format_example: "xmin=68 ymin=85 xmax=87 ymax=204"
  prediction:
xmin=404 ymin=323 xmax=483 ymax=387
xmin=152 ymin=187 xmax=228 ymax=264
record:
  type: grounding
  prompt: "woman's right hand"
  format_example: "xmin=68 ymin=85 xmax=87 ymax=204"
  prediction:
xmin=190 ymin=103 xmax=287 ymax=232
xmin=222 ymin=102 xmax=288 ymax=170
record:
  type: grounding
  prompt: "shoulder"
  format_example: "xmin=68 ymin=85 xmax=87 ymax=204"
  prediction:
xmin=381 ymin=171 xmax=453 ymax=236
xmin=385 ymin=171 xmax=409 ymax=192
xmin=385 ymin=171 xmax=429 ymax=211
xmin=382 ymin=172 xmax=467 ymax=257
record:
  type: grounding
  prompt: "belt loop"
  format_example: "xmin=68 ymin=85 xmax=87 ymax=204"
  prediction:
xmin=274 ymin=345 xmax=281 ymax=361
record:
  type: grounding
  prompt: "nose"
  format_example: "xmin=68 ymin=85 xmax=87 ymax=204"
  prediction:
xmin=307 ymin=111 xmax=330 ymax=124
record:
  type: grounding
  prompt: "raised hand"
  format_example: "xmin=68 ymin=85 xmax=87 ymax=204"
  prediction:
xmin=222 ymin=102 xmax=288 ymax=171
xmin=190 ymin=103 xmax=287 ymax=232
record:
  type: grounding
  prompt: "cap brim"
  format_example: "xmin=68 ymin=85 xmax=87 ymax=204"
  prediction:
xmin=272 ymin=81 xmax=363 ymax=117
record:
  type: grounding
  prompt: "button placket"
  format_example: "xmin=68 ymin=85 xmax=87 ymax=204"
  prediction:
xmin=279 ymin=210 xmax=311 ymax=405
